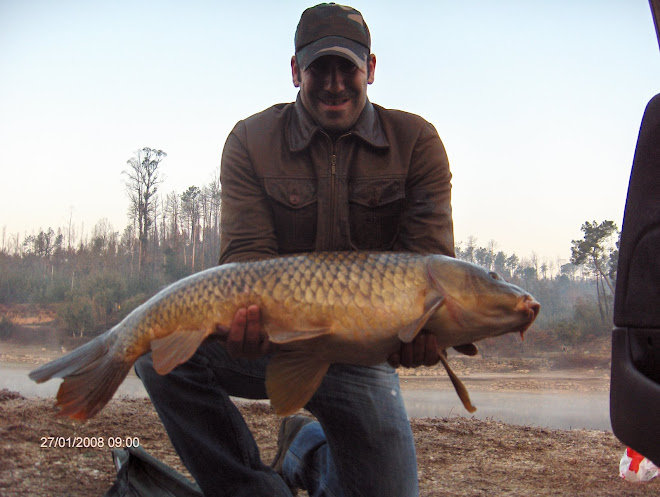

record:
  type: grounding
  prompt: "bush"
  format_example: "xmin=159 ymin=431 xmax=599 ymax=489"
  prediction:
xmin=57 ymin=297 xmax=94 ymax=337
xmin=85 ymin=273 xmax=125 ymax=330
xmin=0 ymin=316 xmax=16 ymax=340
xmin=551 ymin=352 xmax=611 ymax=370
xmin=116 ymin=293 xmax=149 ymax=321
xmin=555 ymin=321 xmax=581 ymax=347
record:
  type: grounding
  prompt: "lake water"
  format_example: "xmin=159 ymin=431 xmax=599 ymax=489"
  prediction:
xmin=402 ymin=389 xmax=611 ymax=431
xmin=1 ymin=363 xmax=611 ymax=431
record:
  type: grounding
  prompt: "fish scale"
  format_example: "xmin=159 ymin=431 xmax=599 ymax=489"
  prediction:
xmin=29 ymin=251 xmax=539 ymax=420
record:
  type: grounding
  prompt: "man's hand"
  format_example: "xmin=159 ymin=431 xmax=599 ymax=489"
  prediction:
xmin=388 ymin=332 xmax=440 ymax=368
xmin=224 ymin=305 xmax=274 ymax=360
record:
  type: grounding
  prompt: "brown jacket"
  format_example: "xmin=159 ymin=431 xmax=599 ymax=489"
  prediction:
xmin=219 ymin=96 xmax=454 ymax=264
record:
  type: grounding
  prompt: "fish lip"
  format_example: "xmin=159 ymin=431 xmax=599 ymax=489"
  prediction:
xmin=512 ymin=297 xmax=540 ymax=333
xmin=527 ymin=298 xmax=541 ymax=320
xmin=516 ymin=296 xmax=540 ymax=318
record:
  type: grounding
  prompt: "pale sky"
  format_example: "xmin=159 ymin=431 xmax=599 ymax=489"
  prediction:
xmin=1 ymin=0 xmax=658 ymax=268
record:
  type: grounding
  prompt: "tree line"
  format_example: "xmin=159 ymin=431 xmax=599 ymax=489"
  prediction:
xmin=450 ymin=220 xmax=619 ymax=355
xmin=0 ymin=148 xmax=620 ymax=353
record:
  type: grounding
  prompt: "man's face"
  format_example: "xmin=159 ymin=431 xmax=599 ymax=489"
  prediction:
xmin=292 ymin=54 xmax=376 ymax=134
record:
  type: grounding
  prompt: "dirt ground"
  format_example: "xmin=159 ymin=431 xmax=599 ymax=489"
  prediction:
xmin=1 ymin=329 xmax=658 ymax=496
xmin=1 ymin=390 xmax=658 ymax=497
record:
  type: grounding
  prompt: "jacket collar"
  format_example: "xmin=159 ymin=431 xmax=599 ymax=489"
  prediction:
xmin=287 ymin=94 xmax=389 ymax=151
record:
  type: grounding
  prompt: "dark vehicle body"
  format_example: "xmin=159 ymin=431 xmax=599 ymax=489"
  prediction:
xmin=609 ymin=0 xmax=660 ymax=466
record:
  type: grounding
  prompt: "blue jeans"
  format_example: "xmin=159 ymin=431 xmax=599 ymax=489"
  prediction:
xmin=134 ymin=339 xmax=418 ymax=497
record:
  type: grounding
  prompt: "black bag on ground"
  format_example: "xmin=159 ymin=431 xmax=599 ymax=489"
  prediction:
xmin=104 ymin=445 xmax=203 ymax=497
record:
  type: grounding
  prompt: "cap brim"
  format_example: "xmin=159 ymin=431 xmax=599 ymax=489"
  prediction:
xmin=296 ymin=35 xmax=369 ymax=70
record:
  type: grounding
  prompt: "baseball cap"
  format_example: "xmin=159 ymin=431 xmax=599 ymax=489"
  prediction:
xmin=294 ymin=3 xmax=371 ymax=70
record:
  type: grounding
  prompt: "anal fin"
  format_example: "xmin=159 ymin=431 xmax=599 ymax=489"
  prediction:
xmin=151 ymin=329 xmax=210 ymax=375
xmin=266 ymin=350 xmax=330 ymax=416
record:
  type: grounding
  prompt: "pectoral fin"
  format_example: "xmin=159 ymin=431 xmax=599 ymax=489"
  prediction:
xmin=266 ymin=325 xmax=332 ymax=344
xmin=439 ymin=351 xmax=476 ymax=413
xmin=397 ymin=295 xmax=444 ymax=343
xmin=262 ymin=303 xmax=333 ymax=344
xmin=266 ymin=351 xmax=330 ymax=416
xmin=151 ymin=328 xmax=210 ymax=375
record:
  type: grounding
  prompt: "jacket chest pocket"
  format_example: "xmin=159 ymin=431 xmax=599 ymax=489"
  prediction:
xmin=264 ymin=178 xmax=317 ymax=253
xmin=349 ymin=177 xmax=405 ymax=250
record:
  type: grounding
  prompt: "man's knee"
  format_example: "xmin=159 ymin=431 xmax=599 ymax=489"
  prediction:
xmin=134 ymin=353 xmax=155 ymax=381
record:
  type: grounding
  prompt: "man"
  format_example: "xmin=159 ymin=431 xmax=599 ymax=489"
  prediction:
xmin=135 ymin=3 xmax=454 ymax=496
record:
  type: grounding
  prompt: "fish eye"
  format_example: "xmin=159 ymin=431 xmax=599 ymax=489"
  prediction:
xmin=488 ymin=271 xmax=501 ymax=280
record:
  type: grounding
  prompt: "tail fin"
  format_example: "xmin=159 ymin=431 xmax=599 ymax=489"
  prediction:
xmin=29 ymin=333 xmax=132 ymax=420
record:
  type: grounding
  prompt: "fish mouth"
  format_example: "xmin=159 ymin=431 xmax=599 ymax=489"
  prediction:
xmin=515 ymin=296 xmax=540 ymax=337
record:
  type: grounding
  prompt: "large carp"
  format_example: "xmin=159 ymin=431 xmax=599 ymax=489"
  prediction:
xmin=29 ymin=251 xmax=539 ymax=420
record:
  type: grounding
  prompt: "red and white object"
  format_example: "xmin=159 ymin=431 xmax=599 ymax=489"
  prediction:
xmin=619 ymin=447 xmax=659 ymax=482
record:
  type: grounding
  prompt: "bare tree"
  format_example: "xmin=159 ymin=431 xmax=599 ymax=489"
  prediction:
xmin=459 ymin=235 xmax=477 ymax=263
xmin=165 ymin=191 xmax=183 ymax=266
xmin=200 ymin=186 xmax=210 ymax=270
xmin=208 ymin=173 xmax=222 ymax=263
xmin=123 ymin=147 xmax=166 ymax=275
xmin=67 ymin=207 xmax=75 ymax=252
xmin=181 ymin=186 xmax=201 ymax=270
xmin=159 ymin=196 xmax=168 ymax=267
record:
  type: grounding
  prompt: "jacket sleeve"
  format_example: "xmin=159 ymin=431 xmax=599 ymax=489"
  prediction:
xmin=394 ymin=121 xmax=455 ymax=257
xmin=219 ymin=121 xmax=279 ymax=265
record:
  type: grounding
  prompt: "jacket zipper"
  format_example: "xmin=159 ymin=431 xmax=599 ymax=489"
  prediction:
xmin=328 ymin=133 xmax=348 ymax=249
xmin=330 ymin=152 xmax=337 ymax=247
